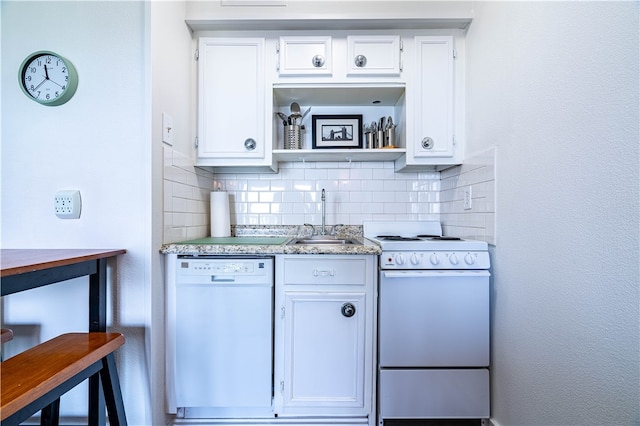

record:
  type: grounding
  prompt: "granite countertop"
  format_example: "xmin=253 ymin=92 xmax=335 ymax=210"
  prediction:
xmin=160 ymin=225 xmax=382 ymax=256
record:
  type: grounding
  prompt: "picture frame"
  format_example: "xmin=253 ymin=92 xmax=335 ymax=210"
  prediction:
xmin=312 ymin=115 xmax=363 ymax=149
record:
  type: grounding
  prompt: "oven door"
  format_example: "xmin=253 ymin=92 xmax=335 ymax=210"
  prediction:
xmin=378 ymin=269 xmax=491 ymax=421
xmin=379 ymin=270 xmax=490 ymax=367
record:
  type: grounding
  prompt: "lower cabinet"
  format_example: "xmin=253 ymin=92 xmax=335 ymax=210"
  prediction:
xmin=274 ymin=255 xmax=377 ymax=425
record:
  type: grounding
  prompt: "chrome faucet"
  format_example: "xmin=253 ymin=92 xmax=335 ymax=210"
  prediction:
xmin=321 ymin=189 xmax=327 ymax=235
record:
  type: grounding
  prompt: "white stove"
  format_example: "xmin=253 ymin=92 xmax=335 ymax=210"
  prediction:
xmin=368 ymin=221 xmax=492 ymax=423
xmin=363 ymin=221 xmax=490 ymax=270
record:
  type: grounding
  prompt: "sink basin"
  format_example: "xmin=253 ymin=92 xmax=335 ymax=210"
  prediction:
xmin=288 ymin=237 xmax=360 ymax=245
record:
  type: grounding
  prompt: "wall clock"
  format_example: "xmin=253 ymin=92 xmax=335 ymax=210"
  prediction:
xmin=19 ymin=51 xmax=78 ymax=106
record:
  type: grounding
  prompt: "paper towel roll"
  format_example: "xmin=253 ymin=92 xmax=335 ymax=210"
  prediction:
xmin=210 ymin=191 xmax=231 ymax=237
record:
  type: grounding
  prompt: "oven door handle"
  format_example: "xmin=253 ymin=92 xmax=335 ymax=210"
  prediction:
xmin=382 ymin=270 xmax=490 ymax=278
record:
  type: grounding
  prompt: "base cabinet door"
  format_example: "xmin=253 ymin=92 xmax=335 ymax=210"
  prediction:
xmin=274 ymin=254 xmax=376 ymax=423
xmin=281 ymin=292 xmax=366 ymax=412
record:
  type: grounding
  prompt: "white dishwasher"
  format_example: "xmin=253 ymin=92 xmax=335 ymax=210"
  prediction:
xmin=166 ymin=255 xmax=274 ymax=419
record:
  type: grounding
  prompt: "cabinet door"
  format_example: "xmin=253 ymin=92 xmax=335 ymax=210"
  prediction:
xmin=413 ymin=36 xmax=455 ymax=158
xmin=279 ymin=36 xmax=332 ymax=76
xmin=347 ymin=35 xmax=401 ymax=76
xmin=198 ymin=37 xmax=265 ymax=160
xmin=281 ymin=291 xmax=366 ymax=412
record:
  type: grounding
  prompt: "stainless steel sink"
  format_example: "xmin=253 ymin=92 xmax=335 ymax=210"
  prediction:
xmin=288 ymin=237 xmax=360 ymax=245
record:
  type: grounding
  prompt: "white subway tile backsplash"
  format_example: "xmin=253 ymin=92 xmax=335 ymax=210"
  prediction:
xmin=163 ymin=147 xmax=496 ymax=245
xmin=440 ymin=147 xmax=497 ymax=245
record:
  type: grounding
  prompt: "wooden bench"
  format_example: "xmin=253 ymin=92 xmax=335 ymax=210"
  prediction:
xmin=0 ymin=332 xmax=127 ymax=426
xmin=1 ymin=329 xmax=13 ymax=344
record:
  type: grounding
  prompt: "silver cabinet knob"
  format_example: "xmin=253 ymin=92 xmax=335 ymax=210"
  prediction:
xmin=312 ymin=55 xmax=325 ymax=68
xmin=341 ymin=303 xmax=356 ymax=318
xmin=244 ymin=138 xmax=257 ymax=151
xmin=421 ymin=137 xmax=434 ymax=150
xmin=354 ymin=54 xmax=367 ymax=68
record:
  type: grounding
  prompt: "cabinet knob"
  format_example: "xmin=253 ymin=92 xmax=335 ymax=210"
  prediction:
xmin=341 ymin=303 xmax=356 ymax=318
xmin=244 ymin=138 xmax=257 ymax=151
xmin=421 ymin=137 xmax=434 ymax=150
xmin=312 ymin=55 xmax=325 ymax=68
xmin=354 ymin=54 xmax=367 ymax=68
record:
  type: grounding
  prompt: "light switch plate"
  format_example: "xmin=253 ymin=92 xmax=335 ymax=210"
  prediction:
xmin=162 ymin=112 xmax=174 ymax=145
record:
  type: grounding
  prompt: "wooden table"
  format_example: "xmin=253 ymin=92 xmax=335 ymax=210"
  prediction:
xmin=1 ymin=248 xmax=126 ymax=425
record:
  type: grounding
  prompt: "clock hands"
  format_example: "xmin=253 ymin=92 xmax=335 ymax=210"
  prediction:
xmin=40 ymin=63 xmax=65 ymax=90
xmin=32 ymin=77 xmax=47 ymax=92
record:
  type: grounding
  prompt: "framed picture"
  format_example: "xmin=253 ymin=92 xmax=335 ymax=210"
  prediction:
xmin=312 ymin=115 xmax=363 ymax=149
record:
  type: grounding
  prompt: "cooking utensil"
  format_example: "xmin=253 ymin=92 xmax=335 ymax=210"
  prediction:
xmin=276 ymin=112 xmax=288 ymax=126
xmin=290 ymin=102 xmax=302 ymax=124
xmin=300 ymin=107 xmax=311 ymax=122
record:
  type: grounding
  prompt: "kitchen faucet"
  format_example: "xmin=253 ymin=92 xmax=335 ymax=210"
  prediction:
xmin=320 ymin=189 xmax=344 ymax=236
xmin=321 ymin=188 xmax=327 ymax=235
xmin=303 ymin=189 xmax=342 ymax=237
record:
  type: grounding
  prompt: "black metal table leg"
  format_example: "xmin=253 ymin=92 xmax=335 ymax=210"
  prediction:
xmin=89 ymin=258 xmax=107 ymax=426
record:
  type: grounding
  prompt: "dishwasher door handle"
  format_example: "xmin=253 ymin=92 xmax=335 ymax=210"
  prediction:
xmin=211 ymin=275 xmax=236 ymax=282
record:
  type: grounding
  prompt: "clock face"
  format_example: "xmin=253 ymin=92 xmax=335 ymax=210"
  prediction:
xmin=19 ymin=51 xmax=78 ymax=106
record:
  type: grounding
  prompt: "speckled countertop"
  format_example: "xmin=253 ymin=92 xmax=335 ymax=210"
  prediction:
xmin=160 ymin=225 xmax=382 ymax=256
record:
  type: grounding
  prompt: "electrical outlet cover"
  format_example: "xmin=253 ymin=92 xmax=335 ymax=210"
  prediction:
xmin=54 ymin=190 xmax=81 ymax=219
xmin=463 ymin=186 xmax=472 ymax=210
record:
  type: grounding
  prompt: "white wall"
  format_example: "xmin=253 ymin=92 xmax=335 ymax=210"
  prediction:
xmin=150 ymin=3 xmax=194 ymax=424
xmin=1 ymin=2 xmax=152 ymax=424
xmin=465 ymin=2 xmax=639 ymax=425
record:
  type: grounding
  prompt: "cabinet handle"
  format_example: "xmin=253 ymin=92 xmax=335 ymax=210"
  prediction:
xmin=421 ymin=137 xmax=434 ymax=150
xmin=312 ymin=55 xmax=325 ymax=68
xmin=244 ymin=138 xmax=257 ymax=151
xmin=354 ymin=54 xmax=367 ymax=68
xmin=313 ymin=269 xmax=335 ymax=277
xmin=341 ymin=303 xmax=356 ymax=318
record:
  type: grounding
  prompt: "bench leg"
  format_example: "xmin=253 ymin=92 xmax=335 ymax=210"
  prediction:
xmin=40 ymin=399 xmax=60 ymax=426
xmin=100 ymin=353 xmax=128 ymax=426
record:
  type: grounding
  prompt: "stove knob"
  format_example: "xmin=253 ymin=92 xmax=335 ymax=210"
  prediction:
xmin=395 ymin=254 xmax=405 ymax=265
xmin=450 ymin=253 xmax=459 ymax=265
xmin=430 ymin=253 xmax=440 ymax=265
xmin=410 ymin=253 xmax=420 ymax=265
xmin=465 ymin=253 xmax=476 ymax=265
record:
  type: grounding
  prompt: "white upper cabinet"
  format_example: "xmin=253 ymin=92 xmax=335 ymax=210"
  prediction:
xmin=347 ymin=35 xmax=401 ymax=76
xmin=193 ymin=31 xmax=465 ymax=172
xmin=196 ymin=37 xmax=276 ymax=172
xmin=396 ymin=35 xmax=463 ymax=171
xmin=277 ymin=34 xmax=403 ymax=82
xmin=414 ymin=36 xmax=454 ymax=158
xmin=278 ymin=36 xmax=333 ymax=76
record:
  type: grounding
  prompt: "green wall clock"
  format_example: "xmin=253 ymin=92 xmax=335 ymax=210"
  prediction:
xmin=19 ymin=51 xmax=78 ymax=106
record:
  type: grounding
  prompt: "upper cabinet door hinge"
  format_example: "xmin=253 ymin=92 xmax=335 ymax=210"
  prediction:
xmin=280 ymin=306 xmax=285 ymax=319
xmin=195 ymin=136 xmax=199 ymax=148
xmin=399 ymin=39 xmax=404 ymax=72
xmin=452 ymin=135 xmax=457 ymax=146
xmin=275 ymin=41 xmax=280 ymax=71
xmin=194 ymin=48 xmax=199 ymax=61
xmin=453 ymin=48 xmax=457 ymax=60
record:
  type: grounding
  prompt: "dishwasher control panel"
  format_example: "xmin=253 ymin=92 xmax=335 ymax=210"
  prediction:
xmin=181 ymin=260 xmax=257 ymax=274
xmin=176 ymin=257 xmax=273 ymax=281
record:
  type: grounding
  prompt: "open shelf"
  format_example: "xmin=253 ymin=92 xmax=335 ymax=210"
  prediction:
xmin=273 ymin=148 xmax=406 ymax=163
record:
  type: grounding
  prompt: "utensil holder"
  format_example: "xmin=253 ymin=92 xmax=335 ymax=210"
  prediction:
xmin=376 ymin=129 xmax=385 ymax=148
xmin=365 ymin=132 xmax=376 ymax=149
xmin=385 ymin=127 xmax=396 ymax=147
xmin=284 ymin=124 xmax=301 ymax=150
